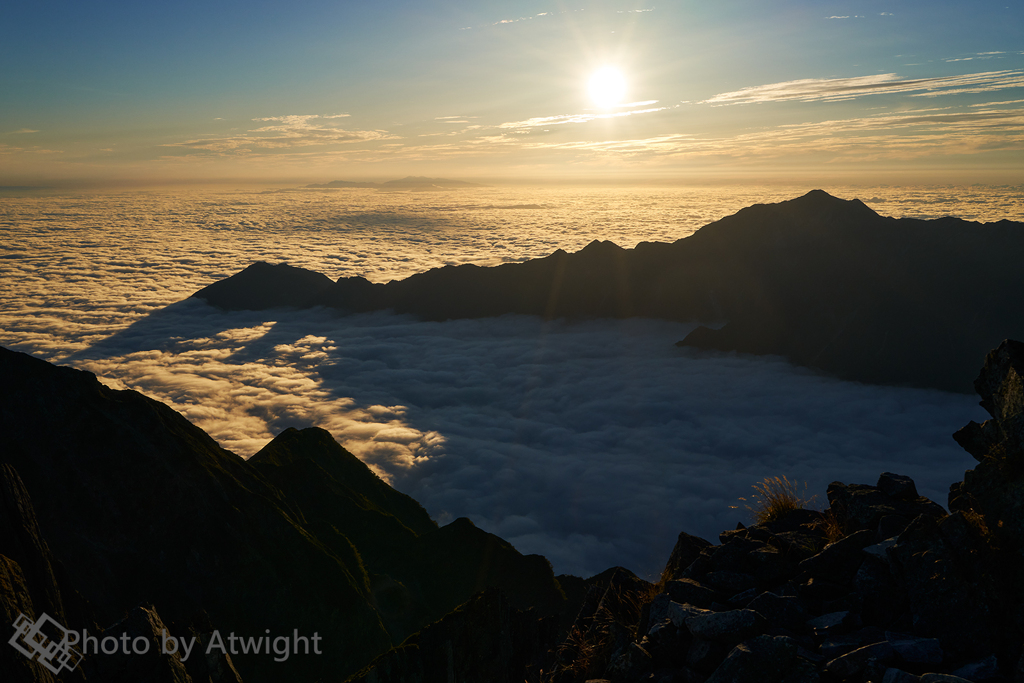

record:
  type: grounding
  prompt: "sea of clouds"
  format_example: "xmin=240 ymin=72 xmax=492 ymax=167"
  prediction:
xmin=1 ymin=184 xmax=1014 ymax=578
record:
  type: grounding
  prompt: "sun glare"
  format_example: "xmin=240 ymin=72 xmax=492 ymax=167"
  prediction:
xmin=588 ymin=67 xmax=627 ymax=108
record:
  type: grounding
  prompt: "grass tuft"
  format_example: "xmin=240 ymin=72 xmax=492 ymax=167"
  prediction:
xmin=735 ymin=475 xmax=814 ymax=524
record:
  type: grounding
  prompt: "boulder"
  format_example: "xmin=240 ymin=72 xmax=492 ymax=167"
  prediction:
xmin=685 ymin=609 xmax=766 ymax=643
xmin=663 ymin=532 xmax=714 ymax=581
xmin=826 ymin=480 xmax=946 ymax=533
xmin=665 ymin=579 xmax=718 ymax=609
xmin=825 ymin=640 xmax=894 ymax=679
xmin=704 ymin=635 xmax=798 ymax=683
xmin=885 ymin=631 xmax=943 ymax=665
xmin=746 ymin=593 xmax=807 ymax=632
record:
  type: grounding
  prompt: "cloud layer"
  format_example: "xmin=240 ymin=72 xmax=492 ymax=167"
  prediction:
xmin=2 ymin=186 xmax=1013 ymax=578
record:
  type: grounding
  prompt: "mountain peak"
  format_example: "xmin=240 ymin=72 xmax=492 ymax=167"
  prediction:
xmin=193 ymin=261 xmax=335 ymax=310
xmin=784 ymin=189 xmax=879 ymax=219
xmin=578 ymin=239 xmax=625 ymax=254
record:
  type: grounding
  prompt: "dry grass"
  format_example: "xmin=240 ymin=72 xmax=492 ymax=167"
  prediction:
xmin=817 ymin=505 xmax=848 ymax=544
xmin=735 ymin=475 xmax=814 ymax=524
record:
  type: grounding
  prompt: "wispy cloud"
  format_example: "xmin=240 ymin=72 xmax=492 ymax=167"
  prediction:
xmin=8 ymin=128 xmax=40 ymax=135
xmin=498 ymin=103 xmax=669 ymax=129
xmin=164 ymin=114 xmax=395 ymax=154
xmin=521 ymin=105 xmax=1024 ymax=162
xmin=704 ymin=70 xmax=1024 ymax=105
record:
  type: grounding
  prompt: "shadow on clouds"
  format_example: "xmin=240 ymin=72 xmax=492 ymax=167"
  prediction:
xmin=67 ymin=298 xmax=986 ymax=579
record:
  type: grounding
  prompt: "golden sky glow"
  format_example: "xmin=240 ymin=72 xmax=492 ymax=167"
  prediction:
xmin=1 ymin=1 xmax=1022 ymax=185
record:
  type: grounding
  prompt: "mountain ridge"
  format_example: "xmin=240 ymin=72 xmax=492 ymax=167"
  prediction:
xmin=194 ymin=190 xmax=1024 ymax=392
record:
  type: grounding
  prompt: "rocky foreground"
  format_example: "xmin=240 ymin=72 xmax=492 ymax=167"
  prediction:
xmin=3 ymin=338 xmax=1024 ymax=682
xmin=512 ymin=339 xmax=1024 ymax=683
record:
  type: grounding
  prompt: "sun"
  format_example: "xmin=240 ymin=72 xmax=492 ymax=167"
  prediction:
xmin=588 ymin=67 xmax=627 ymax=108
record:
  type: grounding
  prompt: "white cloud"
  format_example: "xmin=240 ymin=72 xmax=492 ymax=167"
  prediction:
xmin=498 ymin=104 xmax=670 ymax=130
xmin=3 ymin=188 xmax=1014 ymax=578
xmin=164 ymin=114 xmax=395 ymax=154
xmin=704 ymin=70 xmax=1024 ymax=105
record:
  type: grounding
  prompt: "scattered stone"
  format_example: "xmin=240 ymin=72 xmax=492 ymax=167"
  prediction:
xmin=886 ymin=631 xmax=943 ymax=665
xmin=666 ymin=579 xmax=718 ymax=609
xmin=878 ymin=473 xmax=919 ymax=500
xmin=726 ymin=587 xmax=759 ymax=608
xmin=668 ymin=602 xmax=710 ymax=629
xmin=686 ymin=638 xmax=731 ymax=673
xmin=704 ymin=635 xmax=798 ymax=683
xmin=820 ymin=627 xmax=886 ymax=660
xmin=863 ymin=537 xmax=898 ymax=558
xmin=883 ymin=668 xmax=922 ymax=683
xmin=951 ymin=654 xmax=1001 ymax=682
xmin=705 ymin=571 xmax=757 ymax=594
xmin=664 ymin=532 xmax=714 ymax=581
xmin=806 ymin=610 xmax=850 ymax=633
xmin=825 ymin=641 xmax=894 ymax=679
xmin=685 ymin=609 xmax=766 ymax=642
xmin=798 ymin=529 xmax=876 ymax=583
xmin=746 ymin=592 xmax=807 ymax=632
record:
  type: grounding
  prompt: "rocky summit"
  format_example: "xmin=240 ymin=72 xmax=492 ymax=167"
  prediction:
xmin=5 ymin=337 xmax=1024 ymax=682
xmin=535 ymin=339 xmax=1024 ymax=683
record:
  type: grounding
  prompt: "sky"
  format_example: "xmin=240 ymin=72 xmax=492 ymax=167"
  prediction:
xmin=2 ymin=0 xmax=1023 ymax=185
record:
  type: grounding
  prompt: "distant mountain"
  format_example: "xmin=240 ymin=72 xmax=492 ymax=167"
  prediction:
xmin=194 ymin=190 xmax=1024 ymax=393
xmin=0 ymin=346 xmax=576 ymax=682
xmin=306 ymin=176 xmax=483 ymax=190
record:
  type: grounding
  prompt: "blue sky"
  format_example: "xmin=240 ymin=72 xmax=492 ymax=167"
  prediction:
xmin=2 ymin=0 xmax=1022 ymax=184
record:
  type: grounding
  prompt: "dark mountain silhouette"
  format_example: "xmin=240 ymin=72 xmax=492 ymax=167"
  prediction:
xmin=195 ymin=190 xmax=1024 ymax=392
xmin=9 ymin=334 xmax=1024 ymax=680
xmin=0 ymin=346 xmax=575 ymax=682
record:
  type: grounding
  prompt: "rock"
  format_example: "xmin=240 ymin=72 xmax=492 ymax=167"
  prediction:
xmin=704 ymin=635 xmax=798 ymax=683
xmin=726 ymin=587 xmax=760 ymax=608
xmin=885 ymin=631 xmax=943 ymax=664
xmin=746 ymin=593 xmax=807 ymax=632
xmin=863 ymin=538 xmax=898 ymax=558
xmin=918 ymin=675 xmax=974 ymax=683
xmin=642 ymin=619 xmax=688 ymax=670
xmin=642 ymin=593 xmax=673 ymax=636
xmin=686 ymin=638 xmax=732 ymax=674
xmin=877 ymin=515 xmax=914 ymax=540
xmin=665 ymin=579 xmax=718 ymax=609
xmin=806 ymin=611 xmax=853 ymax=636
xmin=605 ymin=642 xmax=654 ymax=681
xmin=685 ymin=609 xmax=766 ymax=642
xmin=883 ymin=669 xmax=922 ymax=683
xmin=350 ymin=589 xmax=559 ymax=683
xmin=663 ymin=532 xmax=714 ymax=581
xmin=798 ymin=577 xmax=847 ymax=602
xmin=887 ymin=514 xmax=999 ymax=660
xmin=951 ymin=654 xmax=1001 ymax=682
xmin=705 ymin=571 xmax=757 ymax=594
xmin=825 ymin=640 xmax=894 ymax=679
xmin=85 ymin=605 xmax=195 ymax=683
xmin=854 ymin=555 xmax=904 ymax=627
xmin=826 ymin=481 xmax=946 ymax=534
xmin=668 ymin=602 xmax=710 ymax=629
xmin=798 ymin=529 xmax=875 ymax=583
xmin=644 ymin=668 xmax=705 ymax=683
xmin=820 ymin=627 xmax=886 ymax=660
xmin=878 ymin=473 xmax=920 ymax=500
